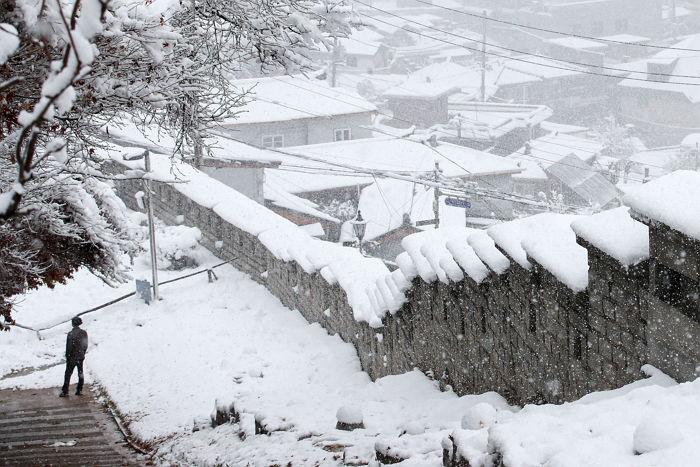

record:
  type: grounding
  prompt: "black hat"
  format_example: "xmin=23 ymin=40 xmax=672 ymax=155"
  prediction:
xmin=71 ymin=316 xmax=83 ymax=327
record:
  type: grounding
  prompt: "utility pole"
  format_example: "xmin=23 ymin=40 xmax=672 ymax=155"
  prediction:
xmin=144 ymin=151 xmax=160 ymax=302
xmin=433 ymin=162 xmax=441 ymax=228
xmin=331 ymin=37 xmax=339 ymax=87
xmin=480 ymin=10 xmax=487 ymax=102
xmin=672 ymin=0 xmax=678 ymax=42
xmin=124 ymin=150 xmax=160 ymax=303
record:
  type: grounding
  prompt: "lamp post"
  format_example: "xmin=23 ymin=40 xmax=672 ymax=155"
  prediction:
xmin=351 ymin=210 xmax=367 ymax=256
xmin=123 ymin=149 xmax=159 ymax=302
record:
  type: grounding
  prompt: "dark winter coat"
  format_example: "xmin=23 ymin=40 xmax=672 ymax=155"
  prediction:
xmin=66 ymin=327 xmax=88 ymax=362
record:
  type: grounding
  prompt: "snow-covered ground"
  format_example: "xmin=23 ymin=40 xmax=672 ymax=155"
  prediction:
xmin=3 ymin=218 xmax=700 ymax=466
xmin=0 ymin=221 xmax=508 ymax=465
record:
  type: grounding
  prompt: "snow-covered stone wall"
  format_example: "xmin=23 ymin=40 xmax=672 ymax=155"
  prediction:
xmin=108 ymin=161 xmax=700 ymax=405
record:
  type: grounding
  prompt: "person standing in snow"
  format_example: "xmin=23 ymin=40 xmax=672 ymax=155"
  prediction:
xmin=60 ymin=316 xmax=88 ymax=397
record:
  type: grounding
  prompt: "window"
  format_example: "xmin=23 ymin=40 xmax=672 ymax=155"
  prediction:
xmin=262 ymin=134 xmax=284 ymax=148
xmin=346 ymin=56 xmax=358 ymax=67
xmin=654 ymin=263 xmax=700 ymax=322
xmin=334 ymin=128 xmax=351 ymax=141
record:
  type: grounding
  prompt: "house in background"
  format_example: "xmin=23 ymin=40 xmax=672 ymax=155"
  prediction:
xmin=264 ymin=168 xmax=373 ymax=242
xmin=616 ymin=34 xmax=700 ymax=147
xmin=217 ymin=75 xmax=377 ymax=148
xmin=440 ymin=100 xmax=553 ymax=155
xmin=494 ymin=0 xmax=664 ymax=45
xmin=508 ymin=133 xmax=619 ymax=208
xmin=383 ymin=83 xmax=459 ymax=128
xmin=199 ymin=157 xmax=280 ymax=205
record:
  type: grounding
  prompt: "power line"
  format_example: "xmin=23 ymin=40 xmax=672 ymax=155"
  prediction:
xmin=214 ymin=129 xmax=593 ymax=211
xmin=406 ymin=0 xmax=700 ymax=52
xmin=354 ymin=2 xmax=700 ymax=85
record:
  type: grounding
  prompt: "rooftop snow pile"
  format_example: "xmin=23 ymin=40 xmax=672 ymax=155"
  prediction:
xmin=286 ymin=137 xmax=522 ymax=179
xmin=489 ymin=213 xmax=588 ymax=292
xmin=572 ymin=207 xmax=650 ymax=267
xmin=624 ymin=170 xmax=700 ymax=241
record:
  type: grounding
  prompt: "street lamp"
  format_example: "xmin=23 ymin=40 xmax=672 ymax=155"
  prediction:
xmin=123 ymin=149 xmax=159 ymax=302
xmin=351 ymin=210 xmax=367 ymax=255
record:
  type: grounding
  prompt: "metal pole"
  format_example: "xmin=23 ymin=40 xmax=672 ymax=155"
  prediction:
xmin=331 ymin=37 xmax=339 ymax=87
xmin=144 ymin=151 xmax=159 ymax=302
xmin=480 ymin=10 xmax=487 ymax=102
xmin=433 ymin=162 xmax=441 ymax=228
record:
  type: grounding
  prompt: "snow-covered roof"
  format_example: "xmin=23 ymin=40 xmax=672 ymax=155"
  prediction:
xmin=265 ymin=167 xmax=371 ymax=195
xmin=681 ymin=133 xmax=700 ymax=150
xmin=284 ymin=137 xmax=523 ymax=178
xmin=223 ymin=75 xmax=377 ymax=125
xmin=572 ymin=207 xmax=650 ymax=266
xmin=340 ymin=28 xmax=386 ymax=56
xmin=336 ymin=73 xmax=407 ymax=97
xmin=519 ymin=133 xmax=604 ymax=166
xmin=383 ymin=60 xmax=542 ymax=101
xmin=508 ymin=134 xmax=617 ymax=206
xmin=488 ymin=213 xmax=588 ymax=292
xmin=264 ymin=182 xmax=341 ymax=223
xmin=624 ymin=170 xmax=700 ymax=241
xmin=597 ymin=34 xmax=651 ymax=44
xmin=446 ymin=101 xmax=554 ymax=142
xmin=618 ymin=34 xmax=700 ymax=104
xmin=501 ymin=55 xmax=585 ymax=81
xmin=383 ymin=62 xmax=468 ymax=99
xmin=629 ymin=146 xmax=683 ymax=179
xmin=104 ymin=117 xmax=284 ymax=164
xmin=546 ymin=36 xmax=608 ymax=51
xmin=540 ymin=121 xmax=589 ymax=136
xmin=546 ymin=155 xmax=619 ymax=207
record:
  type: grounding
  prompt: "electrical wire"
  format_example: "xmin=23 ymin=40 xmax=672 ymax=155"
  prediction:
xmin=406 ymin=0 xmax=700 ymax=52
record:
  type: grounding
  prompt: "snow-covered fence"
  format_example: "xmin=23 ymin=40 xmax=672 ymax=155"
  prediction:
xmin=108 ymin=156 xmax=700 ymax=405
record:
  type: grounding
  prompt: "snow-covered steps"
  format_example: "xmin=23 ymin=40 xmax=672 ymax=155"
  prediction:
xmin=0 ymin=386 xmax=141 ymax=466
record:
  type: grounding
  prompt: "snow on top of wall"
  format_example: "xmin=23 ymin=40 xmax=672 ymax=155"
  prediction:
xmin=572 ymin=207 xmax=650 ymax=267
xmin=489 ymin=213 xmax=588 ymax=291
xmin=109 ymin=147 xmax=395 ymax=327
xmin=467 ymin=231 xmax=511 ymax=275
xmin=624 ymin=170 xmax=700 ymax=241
xmin=522 ymin=227 xmax=588 ymax=293
xmin=445 ymin=234 xmax=491 ymax=284
xmin=400 ymin=228 xmax=489 ymax=285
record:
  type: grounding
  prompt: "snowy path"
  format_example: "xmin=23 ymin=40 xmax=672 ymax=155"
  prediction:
xmin=0 ymin=386 xmax=142 ymax=466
